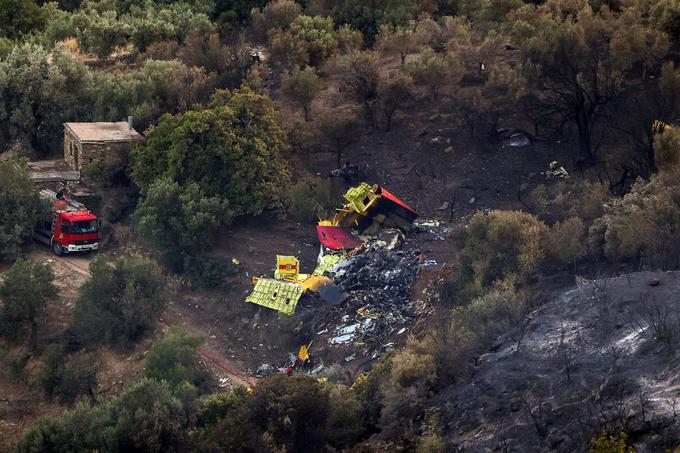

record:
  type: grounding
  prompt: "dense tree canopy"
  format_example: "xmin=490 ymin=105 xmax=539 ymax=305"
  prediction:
xmin=145 ymin=328 xmax=206 ymax=390
xmin=17 ymin=378 xmax=188 ymax=453
xmin=0 ymin=0 xmax=47 ymax=39
xmin=131 ymin=86 xmax=291 ymax=216
xmin=0 ymin=258 xmax=57 ymax=347
xmin=513 ymin=3 xmax=669 ymax=162
xmin=0 ymin=159 xmax=42 ymax=261
xmin=72 ymin=257 xmax=167 ymax=346
xmin=0 ymin=44 xmax=92 ymax=155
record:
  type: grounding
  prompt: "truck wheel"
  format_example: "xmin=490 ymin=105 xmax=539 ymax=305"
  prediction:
xmin=52 ymin=242 xmax=64 ymax=256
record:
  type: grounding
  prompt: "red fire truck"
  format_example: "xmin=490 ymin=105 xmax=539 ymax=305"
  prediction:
xmin=35 ymin=189 xmax=100 ymax=256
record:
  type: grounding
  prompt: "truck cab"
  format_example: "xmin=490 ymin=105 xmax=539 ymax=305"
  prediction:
xmin=35 ymin=190 xmax=100 ymax=256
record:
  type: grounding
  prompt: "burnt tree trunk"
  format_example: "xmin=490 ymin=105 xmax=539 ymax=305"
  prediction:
xmin=575 ymin=108 xmax=594 ymax=164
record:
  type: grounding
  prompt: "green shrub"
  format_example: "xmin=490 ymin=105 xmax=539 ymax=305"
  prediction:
xmin=130 ymin=86 xmax=292 ymax=216
xmin=185 ymin=255 xmax=235 ymax=288
xmin=72 ymin=257 xmax=167 ymax=346
xmin=145 ymin=328 xmax=205 ymax=390
xmin=326 ymin=384 xmax=365 ymax=448
xmin=529 ymin=180 xmax=609 ymax=226
xmin=134 ymin=178 xmax=227 ymax=273
xmin=544 ymin=217 xmax=586 ymax=266
xmin=590 ymin=431 xmax=635 ymax=453
xmin=0 ymin=159 xmax=42 ymax=262
xmin=286 ymin=176 xmax=334 ymax=222
xmin=290 ymin=15 xmax=338 ymax=65
xmin=40 ymin=344 xmax=97 ymax=405
xmin=454 ymin=210 xmax=548 ymax=301
xmin=0 ymin=258 xmax=57 ymax=347
xmin=0 ymin=347 xmax=30 ymax=381
xmin=18 ymin=378 xmax=188 ymax=453
xmin=589 ymin=175 xmax=680 ymax=269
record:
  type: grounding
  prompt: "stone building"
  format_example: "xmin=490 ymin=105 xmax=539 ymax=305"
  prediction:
xmin=63 ymin=121 xmax=143 ymax=172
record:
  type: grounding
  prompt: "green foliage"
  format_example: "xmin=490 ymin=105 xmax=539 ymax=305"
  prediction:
xmin=73 ymin=257 xmax=167 ymax=346
xmin=286 ymin=175 xmax=334 ymax=222
xmin=133 ymin=178 xmax=226 ymax=273
xmin=16 ymin=402 xmax=106 ymax=452
xmin=333 ymin=0 xmax=424 ymax=43
xmin=196 ymin=374 xmax=370 ymax=450
xmin=316 ymin=109 xmax=362 ymax=167
xmin=454 ymin=210 xmax=548 ymax=301
xmin=290 ymin=15 xmax=338 ymax=65
xmin=590 ymin=431 xmax=635 ymax=453
xmin=17 ymin=378 xmax=188 ymax=452
xmin=213 ymin=0 xmax=267 ymax=25
xmin=405 ymin=47 xmax=450 ymax=99
xmin=325 ymin=385 xmax=364 ymax=448
xmin=529 ymin=180 xmax=610 ymax=226
xmin=282 ymin=65 xmax=322 ymax=120
xmin=267 ymin=27 xmax=310 ymax=68
xmin=376 ymin=23 xmax=420 ymax=66
xmin=418 ymin=286 xmax=528 ymax=389
xmin=40 ymin=344 xmax=97 ymax=405
xmin=589 ymin=174 xmax=680 ymax=269
xmin=250 ymin=0 xmax=302 ymax=41
xmin=71 ymin=9 xmax=129 ymax=58
xmin=145 ymin=328 xmax=205 ymax=390
xmin=201 ymin=375 xmax=353 ymax=451
xmin=107 ymin=378 xmax=187 ymax=451
xmin=378 ymin=72 xmax=413 ymax=130
xmin=247 ymin=374 xmax=331 ymax=450
xmin=0 ymin=258 xmax=57 ymax=346
xmin=91 ymin=59 xmax=214 ymax=130
xmin=0 ymin=46 xmax=214 ymax=156
xmin=0 ymin=347 xmax=30 ymax=381
xmin=544 ymin=217 xmax=586 ymax=265
xmin=0 ymin=43 xmax=93 ymax=155
xmin=0 ymin=159 xmax=42 ymax=261
xmin=71 ymin=2 xmax=213 ymax=57
xmin=344 ymin=50 xmax=381 ymax=125
xmin=0 ymin=0 xmax=47 ymax=39
xmin=177 ymin=30 xmax=251 ymax=89
xmin=185 ymin=255 xmax=235 ymax=288
xmin=131 ymin=86 xmax=292 ymax=217
xmin=82 ymin=150 xmax=138 ymax=223
xmin=351 ymin=352 xmax=393 ymax=431
xmin=0 ymin=36 xmax=13 ymax=58
xmin=127 ymin=3 xmax=213 ymax=52
xmin=336 ymin=23 xmax=364 ymax=53
xmin=514 ymin=3 xmax=669 ymax=161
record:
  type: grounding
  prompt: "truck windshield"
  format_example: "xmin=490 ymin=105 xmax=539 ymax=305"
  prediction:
xmin=72 ymin=220 xmax=98 ymax=234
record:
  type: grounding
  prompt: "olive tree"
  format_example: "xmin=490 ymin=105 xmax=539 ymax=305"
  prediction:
xmin=0 ymin=259 xmax=57 ymax=348
xmin=0 ymin=159 xmax=42 ymax=261
xmin=514 ymin=3 xmax=668 ymax=163
xmin=72 ymin=257 xmax=167 ymax=345
xmin=282 ymin=65 xmax=322 ymax=121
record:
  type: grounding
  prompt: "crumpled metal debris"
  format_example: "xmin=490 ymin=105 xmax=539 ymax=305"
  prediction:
xmin=324 ymin=241 xmax=420 ymax=346
xmin=256 ymin=363 xmax=278 ymax=377
xmin=546 ymin=161 xmax=569 ymax=179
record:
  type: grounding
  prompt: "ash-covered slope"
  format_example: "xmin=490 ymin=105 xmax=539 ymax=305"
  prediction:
xmin=440 ymin=272 xmax=680 ymax=452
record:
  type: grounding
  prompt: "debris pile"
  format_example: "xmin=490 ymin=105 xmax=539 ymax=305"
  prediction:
xmin=324 ymin=240 xmax=421 ymax=346
xmin=244 ymin=182 xmax=432 ymax=369
xmin=335 ymin=242 xmax=419 ymax=308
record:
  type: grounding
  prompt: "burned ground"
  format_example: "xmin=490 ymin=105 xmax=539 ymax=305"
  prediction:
xmin=439 ymin=272 xmax=680 ymax=452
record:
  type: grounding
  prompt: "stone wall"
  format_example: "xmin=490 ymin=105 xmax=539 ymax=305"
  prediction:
xmin=63 ymin=130 xmax=135 ymax=172
xmin=63 ymin=128 xmax=82 ymax=170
